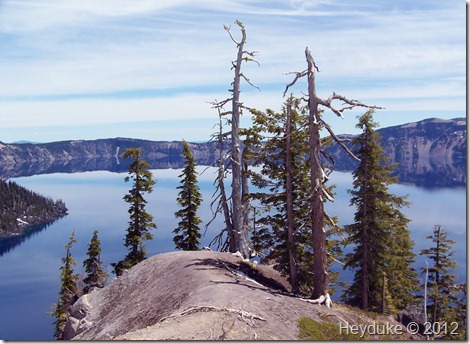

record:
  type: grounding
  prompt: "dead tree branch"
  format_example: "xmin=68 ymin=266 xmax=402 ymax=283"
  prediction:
xmin=283 ymin=71 xmax=307 ymax=97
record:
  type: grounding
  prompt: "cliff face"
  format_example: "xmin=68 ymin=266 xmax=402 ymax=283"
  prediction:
xmin=379 ymin=118 xmax=466 ymax=187
xmin=0 ymin=138 xmax=219 ymax=178
xmin=324 ymin=118 xmax=466 ymax=187
xmin=0 ymin=118 xmax=465 ymax=186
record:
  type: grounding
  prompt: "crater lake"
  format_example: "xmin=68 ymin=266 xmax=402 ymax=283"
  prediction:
xmin=0 ymin=167 xmax=466 ymax=340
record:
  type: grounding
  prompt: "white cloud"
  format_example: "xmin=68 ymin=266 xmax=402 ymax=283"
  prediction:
xmin=1 ymin=94 xmax=216 ymax=128
xmin=0 ymin=0 xmax=465 ymax=142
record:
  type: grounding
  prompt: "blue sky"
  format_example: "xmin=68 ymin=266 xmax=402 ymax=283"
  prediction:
xmin=0 ymin=0 xmax=465 ymax=143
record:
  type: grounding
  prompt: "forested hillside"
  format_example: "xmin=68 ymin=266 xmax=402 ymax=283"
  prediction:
xmin=0 ymin=180 xmax=67 ymax=236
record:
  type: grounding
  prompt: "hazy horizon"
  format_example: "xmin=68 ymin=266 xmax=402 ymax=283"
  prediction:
xmin=4 ymin=115 xmax=465 ymax=145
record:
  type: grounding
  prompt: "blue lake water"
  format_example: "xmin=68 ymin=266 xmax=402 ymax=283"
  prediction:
xmin=0 ymin=167 xmax=466 ymax=340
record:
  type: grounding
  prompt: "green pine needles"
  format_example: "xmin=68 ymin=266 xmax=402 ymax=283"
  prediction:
xmin=173 ymin=140 xmax=202 ymax=251
xmin=343 ymin=110 xmax=418 ymax=313
xmin=246 ymin=97 xmax=312 ymax=294
xmin=51 ymin=231 xmax=79 ymax=340
xmin=246 ymin=96 xmax=344 ymax=296
xmin=51 ymin=229 xmax=109 ymax=340
xmin=114 ymin=148 xmax=156 ymax=276
xmin=83 ymin=229 xmax=108 ymax=293
xmin=420 ymin=226 xmax=459 ymax=322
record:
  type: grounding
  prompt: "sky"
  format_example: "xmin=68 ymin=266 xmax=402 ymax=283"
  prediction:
xmin=0 ymin=0 xmax=466 ymax=143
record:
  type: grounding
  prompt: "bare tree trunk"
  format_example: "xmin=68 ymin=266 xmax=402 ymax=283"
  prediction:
xmin=218 ymin=121 xmax=235 ymax=252
xmin=305 ymin=49 xmax=329 ymax=299
xmin=241 ymin=149 xmax=250 ymax=255
xmin=207 ymin=113 xmax=234 ymax=252
xmin=283 ymin=46 xmax=382 ymax=303
xmin=229 ymin=22 xmax=251 ymax=259
xmin=209 ymin=22 xmax=258 ymax=258
xmin=285 ymin=102 xmax=299 ymax=294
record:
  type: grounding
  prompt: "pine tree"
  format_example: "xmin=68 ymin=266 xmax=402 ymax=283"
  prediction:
xmin=114 ymin=148 xmax=156 ymax=276
xmin=173 ymin=140 xmax=203 ymax=251
xmin=52 ymin=231 xmax=79 ymax=340
xmin=343 ymin=110 xmax=418 ymax=313
xmin=420 ymin=225 xmax=459 ymax=325
xmin=283 ymin=48 xmax=381 ymax=302
xmin=0 ymin=180 xmax=67 ymax=234
xmin=83 ymin=229 xmax=108 ymax=293
xmin=453 ymin=282 xmax=467 ymax=340
xmin=247 ymin=96 xmax=311 ymax=294
xmin=247 ymin=96 xmax=344 ymax=296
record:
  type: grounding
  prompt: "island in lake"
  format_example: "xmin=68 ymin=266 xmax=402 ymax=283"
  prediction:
xmin=0 ymin=180 xmax=68 ymax=238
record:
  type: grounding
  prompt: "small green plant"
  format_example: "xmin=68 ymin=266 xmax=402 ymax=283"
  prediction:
xmin=297 ymin=316 xmax=364 ymax=340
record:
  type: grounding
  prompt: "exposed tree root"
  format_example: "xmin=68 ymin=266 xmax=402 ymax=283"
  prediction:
xmin=161 ymin=305 xmax=266 ymax=326
xmin=300 ymin=292 xmax=332 ymax=308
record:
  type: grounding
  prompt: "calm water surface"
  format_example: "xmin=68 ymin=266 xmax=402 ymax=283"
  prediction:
xmin=0 ymin=167 xmax=466 ymax=340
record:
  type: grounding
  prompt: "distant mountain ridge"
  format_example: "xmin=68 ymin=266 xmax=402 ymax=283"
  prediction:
xmin=328 ymin=117 xmax=466 ymax=187
xmin=0 ymin=118 xmax=465 ymax=187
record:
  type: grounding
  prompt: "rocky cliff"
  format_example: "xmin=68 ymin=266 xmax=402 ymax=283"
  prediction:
xmin=0 ymin=118 xmax=465 ymax=186
xmin=65 ymin=251 xmax=422 ymax=340
xmin=319 ymin=117 xmax=466 ymax=187
xmin=379 ymin=118 xmax=466 ymax=187
xmin=0 ymin=138 xmax=219 ymax=178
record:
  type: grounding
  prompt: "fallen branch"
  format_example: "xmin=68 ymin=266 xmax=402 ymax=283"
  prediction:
xmin=161 ymin=305 xmax=266 ymax=326
xmin=300 ymin=293 xmax=332 ymax=308
xmin=225 ymin=306 xmax=266 ymax=323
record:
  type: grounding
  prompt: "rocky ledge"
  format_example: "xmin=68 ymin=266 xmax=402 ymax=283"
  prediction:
xmin=65 ymin=251 xmax=422 ymax=340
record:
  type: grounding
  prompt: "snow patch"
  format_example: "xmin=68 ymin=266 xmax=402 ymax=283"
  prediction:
xmin=16 ymin=218 xmax=29 ymax=225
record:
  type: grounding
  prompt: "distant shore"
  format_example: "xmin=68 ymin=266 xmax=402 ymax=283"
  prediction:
xmin=0 ymin=205 xmax=68 ymax=238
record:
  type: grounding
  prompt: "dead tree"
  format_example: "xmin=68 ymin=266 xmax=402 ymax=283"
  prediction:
xmin=209 ymin=21 xmax=259 ymax=259
xmin=206 ymin=110 xmax=234 ymax=252
xmin=284 ymin=47 xmax=382 ymax=302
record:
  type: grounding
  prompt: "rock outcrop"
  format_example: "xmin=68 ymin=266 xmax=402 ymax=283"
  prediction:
xmin=65 ymin=251 xmax=422 ymax=340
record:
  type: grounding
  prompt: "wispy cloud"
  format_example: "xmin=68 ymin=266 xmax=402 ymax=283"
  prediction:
xmin=0 ymin=0 xmax=465 ymax=142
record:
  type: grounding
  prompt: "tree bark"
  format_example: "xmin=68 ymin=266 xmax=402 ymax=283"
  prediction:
xmin=283 ymin=47 xmax=382 ymax=305
xmin=305 ymin=48 xmax=329 ymax=299
xmin=230 ymin=23 xmax=250 ymax=259
xmin=217 ymin=118 xmax=234 ymax=252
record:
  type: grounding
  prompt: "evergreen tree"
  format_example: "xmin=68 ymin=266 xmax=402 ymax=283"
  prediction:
xmin=343 ymin=110 xmax=418 ymax=313
xmin=420 ymin=225 xmax=459 ymax=325
xmin=0 ymin=180 xmax=67 ymax=234
xmin=83 ymin=229 xmax=108 ymax=293
xmin=114 ymin=148 xmax=156 ymax=276
xmin=283 ymin=48 xmax=381 ymax=302
xmin=453 ymin=282 xmax=467 ymax=340
xmin=52 ymin=231 xmax=79 ymax=340
xmin=173 ymin=140 xmax=203 ymax=251
xmin=247 ymin=97 xmax=311 ymax=294
xmin=247 ymin=96 xmax=344 ymax=296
